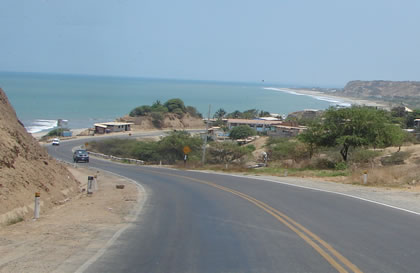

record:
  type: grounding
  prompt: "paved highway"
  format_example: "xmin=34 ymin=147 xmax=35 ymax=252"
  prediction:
xmin=47 ymin=134 xmax=420 ymax=273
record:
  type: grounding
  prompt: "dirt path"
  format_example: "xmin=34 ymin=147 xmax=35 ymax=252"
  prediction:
xmin=0 ymin=166 xmax=145 ymax=273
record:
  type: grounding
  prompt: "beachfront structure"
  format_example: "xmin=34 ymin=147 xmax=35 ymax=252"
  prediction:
xmin=226 ymin=119 xmax=283 ymax=132
xmin=94 ymin=122 xmax=133 ymax=134
xmin=268 ymin=124 xmax=307 ymax=138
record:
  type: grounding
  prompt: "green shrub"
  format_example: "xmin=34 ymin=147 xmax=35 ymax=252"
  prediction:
xmin=350 ymin=149 xmax=382 ymax=164
xmin=380 ymin=151 xmax=412 ymax=165
xmin=334 ymin=161 xmax=347 ymax=170
xmin=269 ymin=139 xmax=307 ymax=162
xmin=244 ymin=144 xmax=256 ymax=153
xmin=47 ymin=128 xmax=69 ymax=137
xmin=186 ymin=106 xmax=202 ymax=118
xmin=207 ymin=142 xmax=251 ymax=164
xmin=313 ymin=158 xmax=336 ymax=169
xmin=6 ymin=215 xmax=24 ymax=226
xmin=229 ymin=125 xmax=256 ymax=140
xmin=151 ymin=112 xmax=164 ymax=128
xmin=129 ymin=105 xmax=152 ymax=117
xmin=88 ymin=132 xmax=203 ymax=164
xmin=164 ymin=98 xmax=186 ymax=114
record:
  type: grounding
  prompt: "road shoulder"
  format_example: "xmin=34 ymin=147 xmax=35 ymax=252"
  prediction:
xmin=0 ymin=166 xmax=145 ymax=273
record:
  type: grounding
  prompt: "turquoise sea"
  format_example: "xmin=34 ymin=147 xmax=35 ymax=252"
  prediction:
xmin=0 ymin=72 xmax=347 ymax=133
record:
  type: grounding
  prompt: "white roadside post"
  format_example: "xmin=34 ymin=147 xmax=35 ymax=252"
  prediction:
xmin=34 ymin=192 xmax=40 ymax=219
xmin=363 ymin=170 xmax=368 ymax=184
xmin=87 ymin=176 xmax=94 ymax=195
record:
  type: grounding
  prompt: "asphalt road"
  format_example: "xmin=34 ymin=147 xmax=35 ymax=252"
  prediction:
xmin=47 ymin=134 xmax=420 ymax=273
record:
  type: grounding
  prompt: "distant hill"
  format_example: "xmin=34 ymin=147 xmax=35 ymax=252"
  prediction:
xmin=325 ymin=81 xmax=420 ymax=108
xmin=342 ymin=80 xmax=420 ymax=99
xmin=0 ymin=88 xmax=80 ymax=225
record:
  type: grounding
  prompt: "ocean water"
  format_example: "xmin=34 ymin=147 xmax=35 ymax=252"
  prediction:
xmin=0 ymin=72 xmax=346 ymax=133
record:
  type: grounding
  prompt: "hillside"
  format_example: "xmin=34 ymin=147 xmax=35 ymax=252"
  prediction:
xmin=0 ymin=88 xmax=80 ymax=225
xmin=339 ymin=81 xmax=420 ymax=106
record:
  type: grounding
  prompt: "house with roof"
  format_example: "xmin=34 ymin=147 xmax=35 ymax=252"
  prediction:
xmin=267 ymin=123 xmax=307 ymax=138
xmin=226 ymin=119 xmax=283 ymax=132
xmin=94 ymin=122 xmax=133 ymax=134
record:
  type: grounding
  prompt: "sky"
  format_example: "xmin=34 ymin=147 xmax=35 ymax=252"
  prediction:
xmin=1 ymin=0 xmax=419 ymax=87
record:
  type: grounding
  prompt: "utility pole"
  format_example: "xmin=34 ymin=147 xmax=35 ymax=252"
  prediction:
xmin=201 ymin=104 xmax=211 ymax=165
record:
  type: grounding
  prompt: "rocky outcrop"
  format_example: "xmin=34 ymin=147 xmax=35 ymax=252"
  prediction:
xmin=0 ymin=88 xmax=80 ymax=225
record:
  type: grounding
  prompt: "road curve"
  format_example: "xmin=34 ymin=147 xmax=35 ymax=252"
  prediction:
xmin=47 ymin=136 xmax=420 ymax=273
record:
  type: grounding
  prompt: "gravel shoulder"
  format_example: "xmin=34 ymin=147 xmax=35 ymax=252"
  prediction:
xmin=0 ymin=166 xmax=145 ymax=273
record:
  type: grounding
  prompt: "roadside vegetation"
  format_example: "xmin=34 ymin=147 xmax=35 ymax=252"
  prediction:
xmin=88 ymin=105 xmax=420 ymax=188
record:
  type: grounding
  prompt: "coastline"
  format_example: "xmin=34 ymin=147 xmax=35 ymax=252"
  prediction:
xmin=265 ymin=87 xmax=389 ymax=109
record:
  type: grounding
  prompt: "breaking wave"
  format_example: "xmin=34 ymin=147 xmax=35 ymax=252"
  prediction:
xmin=25 ymin=119 xmax=58 ymax=134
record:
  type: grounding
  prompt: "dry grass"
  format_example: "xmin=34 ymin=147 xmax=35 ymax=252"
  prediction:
xmin=5 ymin=215 xmax=24 ymax=226
xmin=347 ymin=164 xmax=420 ymax=187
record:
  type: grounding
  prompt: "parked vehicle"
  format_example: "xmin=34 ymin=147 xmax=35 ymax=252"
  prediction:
xmin=52 ymin=138 xmax=60 ymax=146
xmin=73 ymin=149 xmax=89 ymax=163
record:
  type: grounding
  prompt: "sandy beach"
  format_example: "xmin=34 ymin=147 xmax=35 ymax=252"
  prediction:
xmin=265 ymin=87 xmax=389 ymax=109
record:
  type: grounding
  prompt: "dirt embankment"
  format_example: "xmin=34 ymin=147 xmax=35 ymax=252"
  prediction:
xmin=120 ymin=113 xmax=205 ymax=130
xmin=0 ymin=88 xmax=80 ymax=225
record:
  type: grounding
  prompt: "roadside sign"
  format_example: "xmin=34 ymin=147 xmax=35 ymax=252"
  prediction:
xmin=183 ymin=146 xmax=191 ymax=154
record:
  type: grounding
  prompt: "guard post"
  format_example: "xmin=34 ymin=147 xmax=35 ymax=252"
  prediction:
xmin=34 ymin=192 xmax=40 ymax=219
xmin=363 ymin=170 xmax=368 ymax=184
xmin=87 ymin=176 xmax=94 ymax=195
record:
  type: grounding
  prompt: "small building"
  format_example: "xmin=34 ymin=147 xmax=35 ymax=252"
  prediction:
xmin=227 ymin=119 xmax=283 ymax=132
xmin=94 ymin=122 xmax=133 ymax=134
xmin=208 ymin=127 xmax=229 ymax=141
xmin=268 ymin=124 xmax=307 ymax=138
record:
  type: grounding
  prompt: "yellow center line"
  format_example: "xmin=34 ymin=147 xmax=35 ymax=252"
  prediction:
xmin=132 ymin=167 xmax=362 ymax=272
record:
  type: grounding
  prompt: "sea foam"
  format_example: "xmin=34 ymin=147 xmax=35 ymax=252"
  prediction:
xmin=25 ymin=119 xmax=58 ymax=134
xmin=264 ymin=87 xmax=351 ymax=108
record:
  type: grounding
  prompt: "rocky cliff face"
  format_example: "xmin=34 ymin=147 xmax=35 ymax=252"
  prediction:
xmin=342 ymin=80 xmax=420 ymax=99
xmin=0 ymin=88 xmax=80 ymax=225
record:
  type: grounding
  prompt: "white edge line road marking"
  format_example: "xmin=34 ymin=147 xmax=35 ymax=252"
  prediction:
xmin=72 ymin=167 xmax=148 ymax=273
xmin=187 ymin=170 xmax=420 ymax=217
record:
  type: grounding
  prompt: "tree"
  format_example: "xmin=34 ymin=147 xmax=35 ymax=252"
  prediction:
xmin=158 ymin=130 xmax=202 ymax=163
xmin=214 ymin=108 xmax=227 ymax=119
xmin=151 ymin=100 xmax=169 ymax=113
xmin=304 ymin=106 xmax=405 ymax=161
xmin=259 ymin=110 xmax=271 ymax=117
xmin=242 ymin=109 xmax=259 ymax=119
xmin=164 ymin=98 xmax=186 ymax=114
xmin=229 ymin=125 xmax=256 ymax=140
xmin=186 ymin=106 xmax=202 ymax=118
xmin=297 ymin=120 xmax=323 ymax=158
xmin=208 ymin=142 xmax=250 ymax=165
xmin=129 ymin=105 xmax=152 ymax=116
xmin=226 ymin=110 xmax=242 ymax=119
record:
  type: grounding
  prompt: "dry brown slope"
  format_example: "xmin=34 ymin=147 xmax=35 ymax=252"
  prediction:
xmin=0 ymin=88 xmax=80 ymax=225
xmin=121 ymin=112 xmax=205 ymax=130
xmin=343 ymin=80 xmax=420 ymax=98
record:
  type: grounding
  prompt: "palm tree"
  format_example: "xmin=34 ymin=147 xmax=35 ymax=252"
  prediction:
xmin=214 ymin=108 xmax=227 ymax=119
